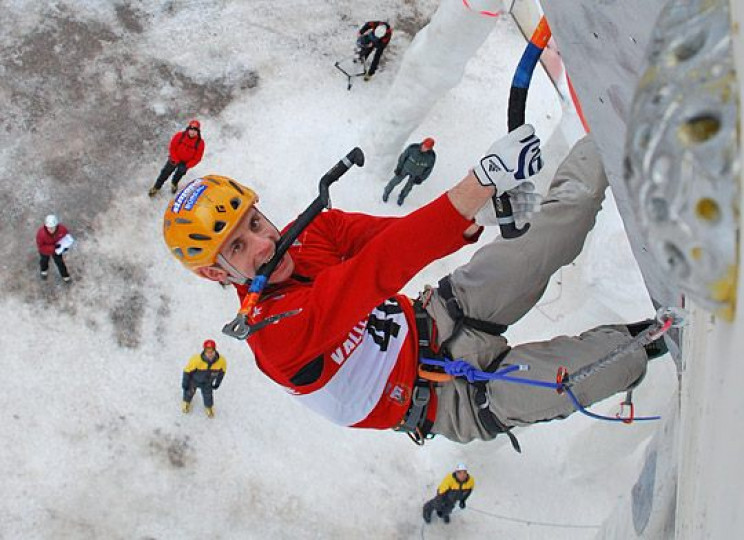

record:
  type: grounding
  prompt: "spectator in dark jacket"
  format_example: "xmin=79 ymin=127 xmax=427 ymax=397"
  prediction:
xmin=383 ymin=138 xmax=437 ymax=205
xmin=357 ymin=21 xmax=392 ymax=79
xmin=423 ymin=464 xmax=475 ymax=525
xmin=35 ymin=214 xmax=72 ymax=282
xmin=149 ymin=119 xmax=205 ymax=197
xmin=181 ymin=339 xmax=227 ymax=418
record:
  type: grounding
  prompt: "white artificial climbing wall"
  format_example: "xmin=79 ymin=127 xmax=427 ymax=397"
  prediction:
xmin=541 ymin=0 xmax=744 ymax=538
xmin=674 ymin=2 xmax=744 ymax=537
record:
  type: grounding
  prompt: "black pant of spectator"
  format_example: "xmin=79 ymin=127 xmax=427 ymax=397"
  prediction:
xmin=423 ymin=494 xmax=455 ymax=523
xmin=183 ymin=384 xmax=214 ymax=408
xmin=357 ymin=43 xmax=385 ymax=76
xmin=40 ymin=253 xmax=69 ymax=278
xmin=153 ymin=160 xmax=188 ymax=190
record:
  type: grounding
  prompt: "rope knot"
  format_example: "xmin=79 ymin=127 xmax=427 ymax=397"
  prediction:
xmin=443 ymin=360 xmax=481 ymax=383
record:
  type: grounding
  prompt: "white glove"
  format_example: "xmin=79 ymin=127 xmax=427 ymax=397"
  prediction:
xmin=475 ymin=181 xmax=543 ymax=226
xmin=473 ymin=124 xmax=543 ymax=193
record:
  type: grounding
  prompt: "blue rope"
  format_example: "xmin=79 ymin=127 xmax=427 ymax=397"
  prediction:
xmin=420 ymin=357 xmax=661 ymax=423
xmin=562 ymin=386 xmax=661 ymax=423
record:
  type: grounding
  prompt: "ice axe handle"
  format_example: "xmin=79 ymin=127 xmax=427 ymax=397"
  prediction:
xmin=319 ymin=147 xmax=365 ymax=207
xmin=500 ymin=85 xmax=531 ymax=240
xmin=494 ymin=192 xmax=529 ymax=239
xmin=222 ymin=148 xmax=365 ymax=341
xmin=266 ymin=147 xmax=365 ymax=276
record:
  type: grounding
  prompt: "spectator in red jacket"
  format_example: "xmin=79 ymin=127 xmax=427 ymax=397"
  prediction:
xmin=148 ymin=119 xmax=205 ymax=197
xmin=36 ymin=214 xmax=71 ymax=282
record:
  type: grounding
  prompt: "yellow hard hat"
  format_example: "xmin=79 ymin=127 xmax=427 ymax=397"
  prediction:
xmin=163 ymin=175 xmax=257 ymax=273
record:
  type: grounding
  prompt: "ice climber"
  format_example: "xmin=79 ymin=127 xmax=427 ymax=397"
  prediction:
xmin=162 ymin=126 xmax=668 ymax=447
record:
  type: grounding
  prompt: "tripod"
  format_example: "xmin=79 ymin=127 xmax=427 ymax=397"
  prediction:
xmin=334 ymin=46 xmax=369 ymax=90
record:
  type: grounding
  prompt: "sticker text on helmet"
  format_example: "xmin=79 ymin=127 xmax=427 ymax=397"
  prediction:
xmin=172 ymin=182 xmax=207 ymax=214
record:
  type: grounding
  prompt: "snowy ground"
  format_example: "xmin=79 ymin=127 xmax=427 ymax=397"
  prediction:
xmin=1 ymin=1 xmax=677 ymax=538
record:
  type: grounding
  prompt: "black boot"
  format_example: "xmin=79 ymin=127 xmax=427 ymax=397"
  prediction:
xmin=626 ymin=320 xmax=669 ymax=360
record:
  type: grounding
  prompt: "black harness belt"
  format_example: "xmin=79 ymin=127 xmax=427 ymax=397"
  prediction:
xmin=472 ymin=349 xmax=522 ymax=453
xmin=401 ymin=277 xmax=522 ymax=451
xmin=437 ymin=276 xmax=509 ymax=338
xmin=394 ymin=299 xmax=439 ymax=445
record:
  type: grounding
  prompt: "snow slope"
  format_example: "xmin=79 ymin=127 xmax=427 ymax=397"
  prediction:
xmin=0 ymin=1 xmax=675 ymax=538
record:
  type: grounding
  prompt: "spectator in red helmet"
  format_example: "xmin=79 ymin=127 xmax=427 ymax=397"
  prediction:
xmin=357 ymin=21 xmax=392 ymax=80
xmin=181 ymin=339 xmax=227 ymax=418
xmin=149 ymin=119 xmax=205 ymax=197
xmin=383 ymin=138 xmax=437 ymax=206
xmin=36 ymin=213 xmax=74 ymax=283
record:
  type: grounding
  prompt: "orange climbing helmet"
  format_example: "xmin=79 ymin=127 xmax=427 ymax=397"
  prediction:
xmin=421 ymin=137 xmax=435 ymax=151
xmin=188 ymin=119 xmax=201 ymax=130
xmin=203 ymin=339 xmax=216 ymax=350
xmin=163 ymin=175 xmax=258 ymax=273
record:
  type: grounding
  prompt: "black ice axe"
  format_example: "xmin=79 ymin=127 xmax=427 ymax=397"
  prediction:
xmin=494 ymin=16 xmax=552 ymax=239
xmin=222 ymin=147 xmax=365 ymax=340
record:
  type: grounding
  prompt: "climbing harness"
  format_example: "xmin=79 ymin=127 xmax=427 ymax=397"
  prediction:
xmin=397 ymin=280 xmax=515 ymax=447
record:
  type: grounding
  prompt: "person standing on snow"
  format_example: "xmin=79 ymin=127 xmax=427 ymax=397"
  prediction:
xmin=149 ymin=119 xmax=205 ymax=197
xmin=383 ymin=137 xmax=437 ymax=205
xmin=423 ymin=464 xmax=474 ymax=525
xmin=36 ymin=214 xmax=73 ymax=283
xmin=181 ymin=339 xmax=226 ymax=418
xmin=356 ymin=21 xmax=392 ymax=80
xmin=162 ymin=126 xmax=667 ymax=449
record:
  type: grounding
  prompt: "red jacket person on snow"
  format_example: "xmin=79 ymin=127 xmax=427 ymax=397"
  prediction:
xmin=162 ymin=127 xmax=668 ymax=449
xmin=36 ymin=214 xmax=72 ymax=283
xmin=149 ymin=119 xmax=205 ymax=197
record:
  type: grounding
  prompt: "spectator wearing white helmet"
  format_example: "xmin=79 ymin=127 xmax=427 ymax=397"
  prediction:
xmin=356 ymin=21 xmax=392 ymax=80
xmin=35 ymin=214 xmax=73 ymax=283
xmin=423 ymin=464 xmax=475 ymax=525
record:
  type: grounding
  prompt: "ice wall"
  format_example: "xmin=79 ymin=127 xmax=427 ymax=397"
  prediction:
xmin=542 ymin=0 xmax=744 ymax=537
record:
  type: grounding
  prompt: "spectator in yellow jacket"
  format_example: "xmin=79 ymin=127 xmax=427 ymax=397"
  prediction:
xmin=182 ymin=339 xmax=227 ymax=418
xmin=423 ymin=464 xmax=474 ymax=524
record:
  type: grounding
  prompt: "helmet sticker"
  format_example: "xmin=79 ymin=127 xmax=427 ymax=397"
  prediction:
xmin=172 ymin=181 xmax=207 ymax=213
